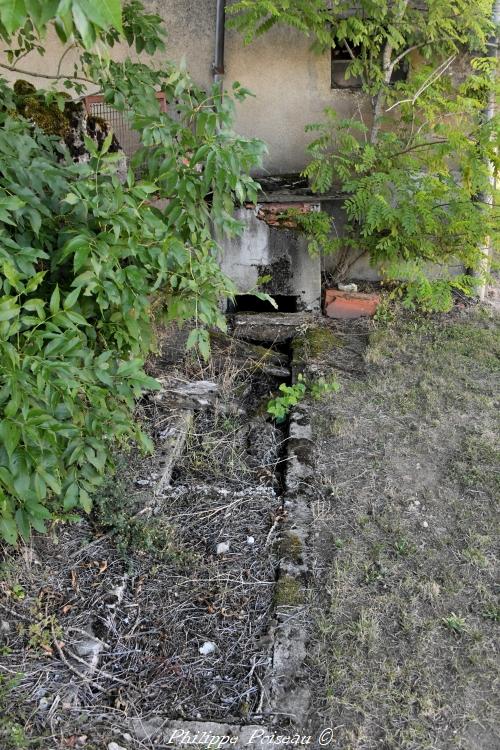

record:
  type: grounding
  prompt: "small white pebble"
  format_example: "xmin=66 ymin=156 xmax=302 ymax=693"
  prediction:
xmin=422 ymin=521 xmax=429 ymax=528
xmin=199 ymin=641 xmax=216 ymax=656
xmin=246 ymin=536 xmax=255 ymax=545
xmin=216 ymin=542 xmax=230 ymax=555
xmin=38 ymin=697 xmax=49 ymax=711
xmin=414 ymin=500 xmax=420 ymax=506
xmin=108 ymin=743 xmax=127 ymax=750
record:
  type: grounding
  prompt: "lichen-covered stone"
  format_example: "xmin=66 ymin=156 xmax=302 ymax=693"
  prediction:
xmin=279 ymin=532 xmax=304 ymax=563
xmin=14 ymin=80 xmax=71 ymax=137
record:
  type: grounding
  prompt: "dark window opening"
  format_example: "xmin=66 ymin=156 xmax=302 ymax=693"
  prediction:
xmin=228 ymin=295 xmax=298 ymax=314
xmin=331 ymin=44 xmax=408 ymax=89
xmin=331 ymin=43 xmax=363 ymax=89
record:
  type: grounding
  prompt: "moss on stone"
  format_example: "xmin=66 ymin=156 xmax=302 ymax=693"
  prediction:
xmin=274 ymin=575 xmax=304 ymax=606
xmin=13 ymin=80 xmax=36 ymax=96
xmin=280 ymin=533 xmax=304 ymax=563
xmin=293 ymin=325 xmax=343 ymax=363
xmin=14 ymin=80 xmax=72 ymax=137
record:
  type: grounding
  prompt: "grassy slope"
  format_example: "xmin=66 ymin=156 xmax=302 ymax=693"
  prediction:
xmin=309 ymin=308 xmax=499 ymax=750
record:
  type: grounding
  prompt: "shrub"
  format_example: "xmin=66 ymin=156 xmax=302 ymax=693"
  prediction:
xmin=303 ymin=105 xmax=498 ymax=310
xmin=0 ymin=2 xmax=266 ymax=543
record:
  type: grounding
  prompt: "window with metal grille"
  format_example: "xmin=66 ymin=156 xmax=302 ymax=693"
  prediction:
xmin=84 ymin=92 xmax=167 ymax=160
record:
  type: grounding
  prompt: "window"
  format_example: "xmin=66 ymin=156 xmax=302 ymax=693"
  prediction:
xmin=331 ymin=43 xmax=363 ymax=89
xmin=331 ymin=44 xmax=409 ymax=89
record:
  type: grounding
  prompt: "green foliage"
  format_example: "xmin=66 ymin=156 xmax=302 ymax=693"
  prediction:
xmin=267 ymin=374 xmax=340 ymax=421
xmin=25 ymin=613 xmax=62 ymax=653
xmin=229 ymin=1 xmax=494 ymax=94
xmin=228 ymin=0 xmax=335 ymax=49
xmin=284 ymin=208 xmax=338 ymax=255
xmin=482 ymin=605 xmax=500 ymax=622
xmin=0 ymin=0 xmax=123 ymax=49
xmin=0 ymin=675 xmax=27 ymax=749
xmin=92 ymin=466 xmax=187 ymax=560
xmin=310 ymin=376 xmax=340 ymax=400
xmin=0 ymin=115 xmax=163 ymax=545
xmin=231 ymin=1 xmax=498 ymax=310
xmin=304 ymin=102 xmax=498 ymax=308
xmin=267 ymin=380 xmax=307 ymax=422
xmin=373 ymin=297 xmax=395 ymax=325
xmin=0 ymin=3 xmax=266 ymax=543
xmin=9 ymin=583 xmax=25 ymax=601
xmin=442 ymin=612 xmax=467 ymax=635
xmin=0 ymin=0 xmax=166 ymax=69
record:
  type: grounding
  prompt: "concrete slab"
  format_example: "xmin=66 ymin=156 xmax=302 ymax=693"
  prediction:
xmin=219 ymin=207 xmax=321 ymax=312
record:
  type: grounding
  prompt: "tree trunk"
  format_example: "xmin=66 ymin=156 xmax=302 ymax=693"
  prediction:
xmin=370 ymin=0 xmax=409 ymax=144
xmin=370 ymin=90 xmax=386 ymax=144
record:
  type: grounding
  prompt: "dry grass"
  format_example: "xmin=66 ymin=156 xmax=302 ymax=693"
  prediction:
xmin=0 ymin=335 xmax=288 ymax=749
xmin=308 ymin=306 xmax=499 ymax=750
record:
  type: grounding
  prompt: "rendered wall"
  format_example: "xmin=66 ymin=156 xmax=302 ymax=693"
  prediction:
xmin=0 ymin=0 xmax=368 ymax=175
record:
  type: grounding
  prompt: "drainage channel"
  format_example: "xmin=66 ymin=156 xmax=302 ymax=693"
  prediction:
xmin=125 ymin=314 xmax=320 ymax=748
xmin=2 ymin=316 xmax=359 ymax=750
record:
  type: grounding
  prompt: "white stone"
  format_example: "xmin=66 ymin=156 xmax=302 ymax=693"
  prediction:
xmin=108 ymin=743 xmax=127 ymax=750
xmin=246 ymin=536 xmax=255 ymax=545
xmin=199 ymin=641 xmax=216 ymax=656
xmin=216 ymin=542 xmax=230 ymax=555
xmin=422 ymin=521 xmax=429 ymax=528
xmin=338 ymin=283 xmax=358 ymax=293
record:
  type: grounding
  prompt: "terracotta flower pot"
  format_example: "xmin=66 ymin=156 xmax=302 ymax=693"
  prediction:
xmin=324 ymin=289 xmax=380 ymax=319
